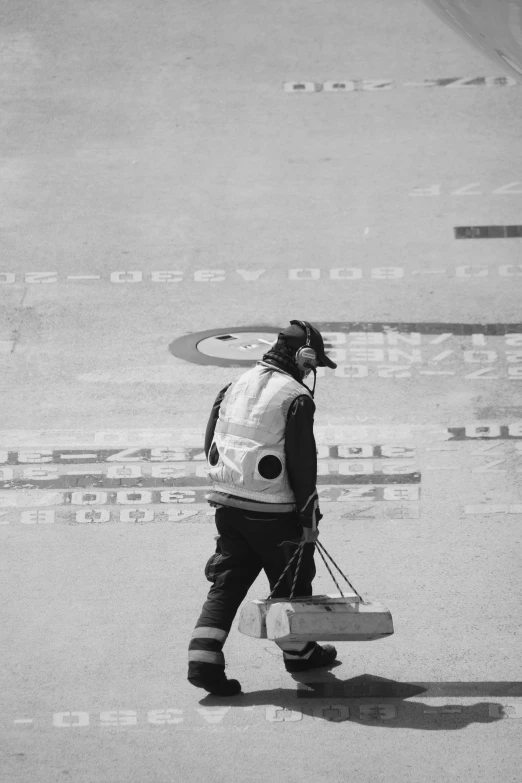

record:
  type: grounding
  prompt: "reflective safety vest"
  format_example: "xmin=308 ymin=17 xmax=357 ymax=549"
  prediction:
xmin=206 ymin=363 xmax=312 ymax=504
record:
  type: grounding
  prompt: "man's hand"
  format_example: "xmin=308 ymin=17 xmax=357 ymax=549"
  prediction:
xmin=302 ymin=527 xmax=319 ymax=544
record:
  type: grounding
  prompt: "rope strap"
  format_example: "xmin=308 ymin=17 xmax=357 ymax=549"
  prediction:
xmin=266 ymin=541 xmax=305 ymax=600
xmin=315 ymin=541 xmax=364 ymax=602
xmin=266 ymin=539 xmax=364 ymax=603
xmin=315 ymin=544 xmax=345 ymax=597
xmin=289 ymin=542 xmax=305 ymax=599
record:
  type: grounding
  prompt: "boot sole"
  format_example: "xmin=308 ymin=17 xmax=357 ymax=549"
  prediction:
xmin=284 ymin=654 xmax=338 ymax=672
xmin=188 ymin=677 xmax=242 ymax=696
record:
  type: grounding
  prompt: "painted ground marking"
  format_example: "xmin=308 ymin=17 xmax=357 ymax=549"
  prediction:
xmin=0 ymin=467 xmax=421 ymax=489
xmin=0 ymin=500 xmax=423 ymax=525
xmin=0 ymin=444 xmax=415 ymax=463
xmin=410 ymin=181 xmax=522 ymax=196
xmin=66 ymin=275 xmax=101 ymax=280
xmin=3 ymin=429 xmax=522 ymax=530
xmin=170 ymin=323 xmax=522 ymax=378
xmin=1 ymin=433 xmax=522 ymax=522
xmin=465 ymin=505 xmax=522 ymax=514
xmin=0 ymin=485 xmax=422 ymax=509
xmin=0 ymin=437 xmax=421 ymax=522
xmin=0 ymin=426 xmax=449 ymax=447
xmin=2 ymin=266 xmax=522 ymax=286
xmin=8 ymin=700 xmax=521 ymax=729
xmin=455 ymin=225 xmax=522 ymax=239
xmin=283 ymin=76 xmax=517 ymax=92
xmin=0 ymin=425 xmax=520 ymax=447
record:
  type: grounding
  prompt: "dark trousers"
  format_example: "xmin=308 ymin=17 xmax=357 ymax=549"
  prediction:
xmin=188 ymin=505 xmax=316 ymax=684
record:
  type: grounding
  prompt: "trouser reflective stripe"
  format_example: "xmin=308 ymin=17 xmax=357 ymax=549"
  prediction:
xmin=190 ymin=626 xmax=228 ymax=642
xmin=188 ymin=624 xmax=228 ymax=681
xmin=188 ymin=650 xmax=226 ymax=666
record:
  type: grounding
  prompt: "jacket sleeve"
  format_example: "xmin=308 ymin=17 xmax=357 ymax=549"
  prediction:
xmin=204 ymin=384 xmax=231 ymax=458
xmin=284 ymin=395 xmax=323 ymax=530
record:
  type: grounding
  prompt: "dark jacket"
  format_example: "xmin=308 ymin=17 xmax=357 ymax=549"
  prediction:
xmin=203 ymin=373 xmax=323 ymax=530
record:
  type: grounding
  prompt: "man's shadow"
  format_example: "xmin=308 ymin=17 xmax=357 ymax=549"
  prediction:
xmin=199 ymin=668 xmax=515 ymax=728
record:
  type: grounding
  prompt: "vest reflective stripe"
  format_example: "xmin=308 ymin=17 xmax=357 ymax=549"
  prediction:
xmin=215 ymin=420 xmax=277 ymax=440
xmin=188 ymin=650 xmax=225 ymax=666
xmin=207 ymin=365 xmax=312 ymax=505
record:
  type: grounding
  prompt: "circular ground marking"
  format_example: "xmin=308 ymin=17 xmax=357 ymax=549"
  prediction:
xmin=169 ymin=326 xmax=280 ymax=366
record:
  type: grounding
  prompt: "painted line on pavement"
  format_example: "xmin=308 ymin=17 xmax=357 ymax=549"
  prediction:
xmin=0 ymin=485 xmax=422 ymax=508
xmin=0 ymin=445 xmax=415 ymax=463
xmin=455 ymin=225 xmax=522 ymax=239
xmin=465 ymin=505 xmax=522 ymax=514
xmin=0 ymin=470 xmax=421 ymax=489
xmin=1 ymin=424 xmax=521 ymax=447
xmin=409 ymin=182 xmax=522 ymax=196
xmin=0 ymin=502 xmax=421 ymax=525
xmin=7 ymin=699 xmax=522 ymax=731
xmin=1 ymin=266 xmax=522 ymax=286
xmin=283 ymin=76 xmax=518 ymax=92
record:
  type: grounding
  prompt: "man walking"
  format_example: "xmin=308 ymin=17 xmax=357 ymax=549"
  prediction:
xmin=187 ymin=320 xmax=338 ymax=696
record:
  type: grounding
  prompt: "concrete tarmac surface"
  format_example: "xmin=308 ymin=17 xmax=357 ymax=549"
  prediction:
xmin=1 ymin=1 xmax=521 ymax=782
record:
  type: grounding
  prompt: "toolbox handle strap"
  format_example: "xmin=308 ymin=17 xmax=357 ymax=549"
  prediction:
xmin=266 ymin=541 xmax=306 ymax=600
xmin=266 ymin=540 xmax=364 ymax=603
xmin=316 ymin=541 xmax=364 ymax=603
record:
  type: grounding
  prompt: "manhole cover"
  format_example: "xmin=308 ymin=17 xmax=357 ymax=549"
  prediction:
xmin=169 ymin=326 xmax=280 ymax=366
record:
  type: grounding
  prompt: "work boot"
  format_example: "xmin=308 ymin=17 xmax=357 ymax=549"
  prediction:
xmin=188 ymin=675 xmax=242 ymax=697
xmin=283 ymin=642 xmax=338 ymax=673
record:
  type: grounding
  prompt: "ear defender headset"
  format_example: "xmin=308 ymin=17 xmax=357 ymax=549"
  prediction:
xmin=290 ymin=319 xmax=318 ymax=397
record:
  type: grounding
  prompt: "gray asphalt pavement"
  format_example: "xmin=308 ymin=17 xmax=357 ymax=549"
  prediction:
xmin=1 ymin=2 xmax=521 ymax=782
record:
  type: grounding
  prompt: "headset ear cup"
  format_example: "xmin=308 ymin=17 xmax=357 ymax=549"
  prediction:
xmin=296 ymin=346 xmax=317 ymax=372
